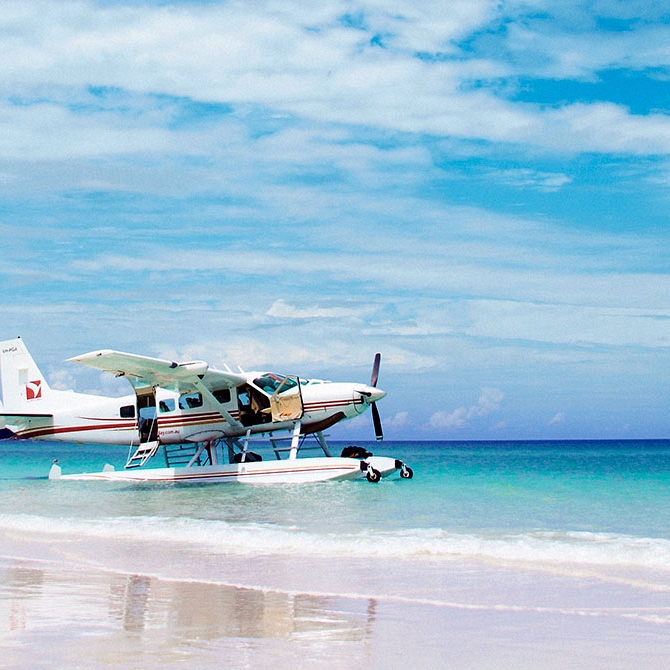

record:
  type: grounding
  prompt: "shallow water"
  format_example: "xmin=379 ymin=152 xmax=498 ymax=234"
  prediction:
xmin=1 ymin=439 xmax=670 ymax=667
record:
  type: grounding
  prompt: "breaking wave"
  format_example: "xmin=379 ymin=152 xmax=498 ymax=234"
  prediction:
xmin=2 ymin=513 xmax=670 ymax=572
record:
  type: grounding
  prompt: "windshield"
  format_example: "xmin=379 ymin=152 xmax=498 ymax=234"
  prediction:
xmin=253 ymin=373 xmax=298 ymax=395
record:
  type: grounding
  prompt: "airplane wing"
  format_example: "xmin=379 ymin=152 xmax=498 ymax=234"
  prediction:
xmin=68 ymin=350 xmax=247 ymax=394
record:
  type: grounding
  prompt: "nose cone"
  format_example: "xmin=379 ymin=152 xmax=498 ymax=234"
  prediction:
xmin=358 ymin=384 xmax=386 ymax=403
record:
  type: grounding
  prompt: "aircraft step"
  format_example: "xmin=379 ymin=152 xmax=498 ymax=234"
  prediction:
xmin=125 ymin=440 xmax=160 ymax=468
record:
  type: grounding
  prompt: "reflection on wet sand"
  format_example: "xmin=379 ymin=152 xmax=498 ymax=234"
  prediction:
xmin=1 ymin=566 xmax=44 ymax=632
xmin=1 ymin=560 xmax=375 ymax=664
xmin=108 ymin=572 xmax=373 ymax=641
xmin=3 ymin=558 xmax=670 ymax=669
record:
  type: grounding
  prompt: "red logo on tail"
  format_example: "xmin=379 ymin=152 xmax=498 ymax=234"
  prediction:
xmin=26 ymin=380 xmax=42 ymax=400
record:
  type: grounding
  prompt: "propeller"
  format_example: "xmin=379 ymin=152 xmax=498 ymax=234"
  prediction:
xmin=371 ymin=352 xmax=381 ymax=388
xmin=370 ymin=353 xmax=383 ymax=441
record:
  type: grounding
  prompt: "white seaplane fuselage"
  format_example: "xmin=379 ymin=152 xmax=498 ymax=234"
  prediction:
xmin=1 ymin=338 xmax=413 ymax=484
xmin=12 ymin=380 xmax=378 ymax=446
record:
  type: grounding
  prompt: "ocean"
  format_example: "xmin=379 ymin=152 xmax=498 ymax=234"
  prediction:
xmin=1 ymin=439 xmax=669 ymax=668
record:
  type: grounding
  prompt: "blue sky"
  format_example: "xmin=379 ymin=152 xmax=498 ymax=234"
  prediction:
xmin=2 ymin=0 xmax=670 ymax=440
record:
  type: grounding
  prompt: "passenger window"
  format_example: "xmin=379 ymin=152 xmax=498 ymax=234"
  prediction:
xmin=120 ymin=405 xmax=135 ymax=418
xmin=213 ymin=388 xmax=231 ymax=404
xmin=179 ymin=392 xmax=203 ymax=410
xmin=159 ymin=398 xmax=176 ymax=413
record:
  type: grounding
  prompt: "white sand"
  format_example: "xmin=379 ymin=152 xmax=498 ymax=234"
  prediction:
xmin=1 ymin=554 xmax=669 ymax=669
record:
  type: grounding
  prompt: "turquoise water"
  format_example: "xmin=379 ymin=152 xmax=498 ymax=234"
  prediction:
xmin=1 ymin=439 xmax=670 ymax=570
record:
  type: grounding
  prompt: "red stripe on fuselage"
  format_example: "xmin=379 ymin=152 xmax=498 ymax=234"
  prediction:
xmin=16 ymin=420 xmax=137 ymax=440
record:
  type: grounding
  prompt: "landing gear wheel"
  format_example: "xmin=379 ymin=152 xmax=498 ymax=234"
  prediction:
xmin=400 ymin=465 xmax=414 ymax=479
xmin=366 ymin=467 xmax=381 ymax=483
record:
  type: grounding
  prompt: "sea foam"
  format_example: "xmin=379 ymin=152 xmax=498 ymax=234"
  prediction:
xmin=2 ymin=512 xmax=670 ymax=572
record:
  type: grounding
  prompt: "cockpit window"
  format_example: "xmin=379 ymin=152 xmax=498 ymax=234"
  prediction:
xmin=253 ymin=373 xmax=298 ymax=395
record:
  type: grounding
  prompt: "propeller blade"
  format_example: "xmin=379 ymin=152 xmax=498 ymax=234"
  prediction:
xmin=371 ymin=401 xmax=383 ymax=441
xmin=370 ymin=352 xmax=381 ymax=388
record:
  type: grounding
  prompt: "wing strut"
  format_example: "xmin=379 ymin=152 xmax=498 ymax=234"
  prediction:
xmin=191 ymin=377 xmax=244 ymax=430
xmin=315 ymin=430 xmax=331 ymax=457
xmin=288 ymin=421 xmax=302 ymax=460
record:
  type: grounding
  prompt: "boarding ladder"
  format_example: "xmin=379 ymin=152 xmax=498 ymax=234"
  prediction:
xmin=125 ymin=440 xmax=160 ymax=469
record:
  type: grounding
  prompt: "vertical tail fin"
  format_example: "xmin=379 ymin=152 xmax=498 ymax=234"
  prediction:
xmin=0 ymin=337 xmax=51 ymax=408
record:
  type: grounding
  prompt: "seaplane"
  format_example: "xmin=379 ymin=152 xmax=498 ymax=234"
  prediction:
xmin=0 ymin=337 xmax=413 ymax=484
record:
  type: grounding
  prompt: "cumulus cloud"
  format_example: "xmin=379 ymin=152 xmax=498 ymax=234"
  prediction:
xmin=429 ymin=387 xmax=504 ymax=430
xmin=386 ymin=411 xmax=410 ymax=429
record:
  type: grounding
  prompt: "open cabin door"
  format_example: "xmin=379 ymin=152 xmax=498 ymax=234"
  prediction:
xmin=125 ymin=386 xmax=159 ymax=468
xmin=269 ymin=376 xmax=303 ymax=423
xmin=137 ymin=387 xmax=158 ymax=443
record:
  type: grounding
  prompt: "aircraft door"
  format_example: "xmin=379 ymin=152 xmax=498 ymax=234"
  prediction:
xmin=236 ymin=384 xmax=271 ymax=427
xmin=269 ymin=376 xmax=303 ymax=422
xmin=137 ymin=388 xmax=158 ymax=443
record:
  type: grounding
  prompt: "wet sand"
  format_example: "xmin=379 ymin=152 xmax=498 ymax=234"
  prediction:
xmin=1 ymin=556 xmax=669 ymax=669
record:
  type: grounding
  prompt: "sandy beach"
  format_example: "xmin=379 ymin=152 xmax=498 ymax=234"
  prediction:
xmin=2 ymin=552 xmax=670 ymax=669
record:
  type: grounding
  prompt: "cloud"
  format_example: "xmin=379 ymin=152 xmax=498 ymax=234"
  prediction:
xmin=541 ymin=103 xmax=670 ymax=154
xmin=489 ymin=168 xmax=573 ymax=192
xmin=501 ymin=10 xmax=670 ymax=79
xmin=2 ymin=2 xmax=670 ymax=157
xmin=386 ymin=411 xmax=410 ymax=429
xmin=266 ymin=299 xmax=357 ymax=320
xmin=456 ymin=300 xmax=670 ymax=348
xmin=0 ymin=97 xmax=174 ymax=160
xmin=430 ymin=406 xmax=469 ymax=430
xmin=429 ymin=387 xmax=504 ymax=430
xmin=548 ymin=412 xmax=566 ymax=426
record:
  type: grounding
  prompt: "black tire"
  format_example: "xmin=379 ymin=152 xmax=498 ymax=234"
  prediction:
xmin=400 ymin=466 xmax=414 ymax=479
xmin=366 ymin=468 xmax=381 ymax=483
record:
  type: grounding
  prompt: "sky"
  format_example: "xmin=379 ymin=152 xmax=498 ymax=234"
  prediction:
xmin=1 ymin=0 xmax=670 ymax=441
